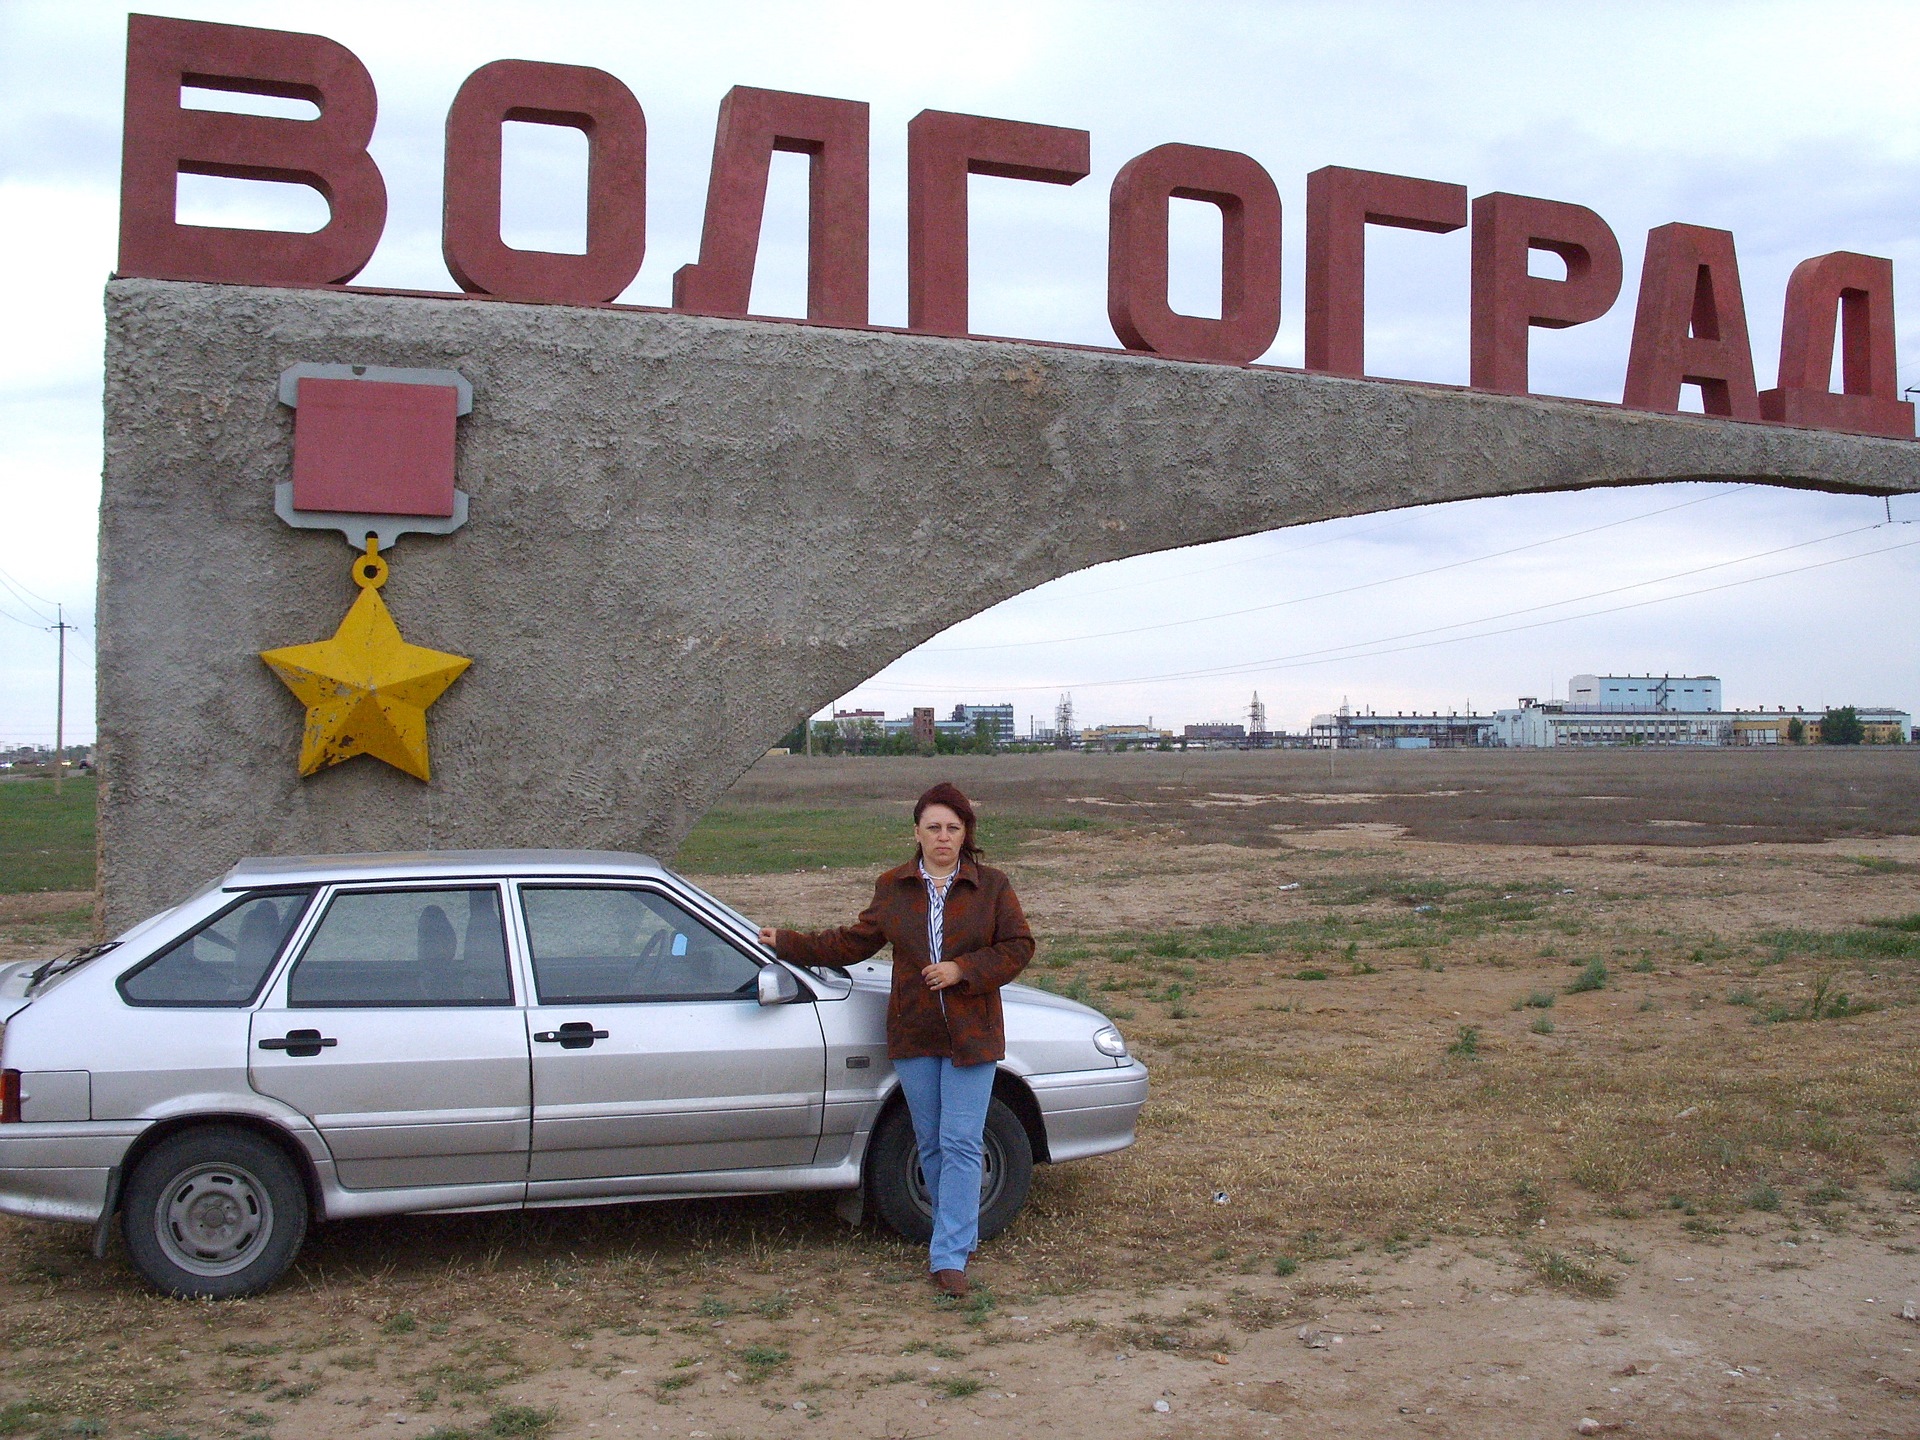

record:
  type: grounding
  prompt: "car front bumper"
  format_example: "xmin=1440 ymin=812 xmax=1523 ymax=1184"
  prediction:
xmin=1027 ymin=1059 xmax=1149 ymax=1162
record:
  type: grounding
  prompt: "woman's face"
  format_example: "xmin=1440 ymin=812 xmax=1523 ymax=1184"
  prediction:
xmin=915 ymin=803 xmax=967 ymax=872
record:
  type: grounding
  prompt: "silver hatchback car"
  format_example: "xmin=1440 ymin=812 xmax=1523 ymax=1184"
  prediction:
xmin=0 ymin=851 xmax=1147 ymax=1297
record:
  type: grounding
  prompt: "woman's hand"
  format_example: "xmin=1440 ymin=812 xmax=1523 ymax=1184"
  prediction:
xmin=757 ymin=926 xmax=777 ymax=948
xmin=922 ymin=961 xmax=963 ymax=990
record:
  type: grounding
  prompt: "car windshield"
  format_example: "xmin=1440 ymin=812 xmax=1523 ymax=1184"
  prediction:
xmin=668 ymin=871 xmax=851 ymax=989
xmin=667 ymin=874 xmax=765 ymax=945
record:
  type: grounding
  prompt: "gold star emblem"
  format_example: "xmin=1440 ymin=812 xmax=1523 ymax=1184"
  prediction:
xmin=260 ymin=543 xmax=470 ymax=782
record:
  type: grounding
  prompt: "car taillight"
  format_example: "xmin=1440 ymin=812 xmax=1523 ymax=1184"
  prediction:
xmin=0 ymin=1071 xmax=19 ymax=1123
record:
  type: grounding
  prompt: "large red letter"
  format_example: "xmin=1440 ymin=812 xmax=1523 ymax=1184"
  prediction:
xmin=1622 ymin=223 xmax=1759 ymax=419
xmin=1107 ymin=144 xmax=1280 ymax=365
xmin=442 ymin=60 xmax=646 ymax=306
xmin=118 ymin=14 xmax=386 ymax=286
xmin=672 ymin=87 xmax=869 ymax=327
xmin=1304 ymin=166 xmax=1466 ymax=376
xmin=1469 ymin=193 xmax=1622 ymax=395
xmin=906 ymin=111 xmax=1090 ymax=337
xmin=1759 ymin=252 xmax=1913 ymax=439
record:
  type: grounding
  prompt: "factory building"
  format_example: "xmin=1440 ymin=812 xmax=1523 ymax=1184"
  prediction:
xmin=1490 ymin=702 xmax=1914 ymax=747
xmin=1308 ymin=706 xmax=1495 ymax=748
xmin=1567 ymin=674 xmax=1721 ymax=711
xmin=1314 ymin=674 xmax=1909 ymax=749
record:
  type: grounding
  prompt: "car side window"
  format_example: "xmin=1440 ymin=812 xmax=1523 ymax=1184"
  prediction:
xmin=287 ymin=887 xmax=513 ymax=1008
xmin=520 ymin=886 xmax=761 ymax=1004
xmin=120 ymin=889 xmax=315 ymax=1007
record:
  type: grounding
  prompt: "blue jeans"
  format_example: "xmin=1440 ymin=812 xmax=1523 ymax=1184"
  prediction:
xmin=892 ymin=1056 xmax=996 ymax=1274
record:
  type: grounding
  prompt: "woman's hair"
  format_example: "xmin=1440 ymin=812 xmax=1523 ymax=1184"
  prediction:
xmin=913 ymin=781 xmax=982 ymax=863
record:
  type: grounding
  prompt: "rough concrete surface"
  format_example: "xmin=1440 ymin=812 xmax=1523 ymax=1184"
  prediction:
xmin=96 ymin=278 xmax=1920 ymax=925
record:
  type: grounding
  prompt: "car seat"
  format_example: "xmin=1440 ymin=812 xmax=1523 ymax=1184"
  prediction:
xmin=231 ymin=901 xmax=287 ymax=1000
xmin=416 ymin=904 xmax=459 ymax=1003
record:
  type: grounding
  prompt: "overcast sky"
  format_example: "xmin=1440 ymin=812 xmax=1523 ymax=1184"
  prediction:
xmin=2 ymin=0 xmax=1917 ymax=745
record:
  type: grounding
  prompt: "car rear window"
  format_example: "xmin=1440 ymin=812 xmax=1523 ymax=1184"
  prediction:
xmin=119 ymin=890 xmax=315 ymax=1007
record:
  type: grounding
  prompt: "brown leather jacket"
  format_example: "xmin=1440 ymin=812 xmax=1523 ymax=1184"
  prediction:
xmin=772 ymin=858 xmax=1034 ymax=1066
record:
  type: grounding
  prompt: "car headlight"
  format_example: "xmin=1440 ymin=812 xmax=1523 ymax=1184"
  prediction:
xmin=1092 ymin=1025 xmax=1128 ymax=1058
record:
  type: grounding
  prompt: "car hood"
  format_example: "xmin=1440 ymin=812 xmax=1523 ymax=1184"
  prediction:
xmin=841 ymin=960 xmax=1111 ymax=1023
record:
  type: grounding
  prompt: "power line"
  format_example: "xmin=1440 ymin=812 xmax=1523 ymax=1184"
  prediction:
xmin=1182 ymin=531 xmax=1920 ymax=689
xmin=0 ymin=600 xmax=50 ymax=632
xmin=861 ymin=527 xmax=1918 ymax=695
xmin=922 ymin=483 xmax=1752 ymax=653
xmin=0 ymin=582 xmax=53 ymax=624
xmin=1047 ymin=509 xmax=1424 ymax=601
xmin=0 ymin=567 xmax=58 ymax=622
xmin=1055 ymin=520 xmax=1885 ymax=686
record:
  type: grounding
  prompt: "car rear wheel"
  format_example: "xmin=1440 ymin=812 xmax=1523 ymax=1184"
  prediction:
xmin=121 ymin=1126 xmax=308 ymax=1299
xmin=868 ymin=1096 xmax=1033 ymax=1247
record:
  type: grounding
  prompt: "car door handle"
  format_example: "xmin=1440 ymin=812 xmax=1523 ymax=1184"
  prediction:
xmin=534 ymin=1022 xmax=609 ymax=1049
xmin=258 ymin=1029 xmax=337 ymax=1057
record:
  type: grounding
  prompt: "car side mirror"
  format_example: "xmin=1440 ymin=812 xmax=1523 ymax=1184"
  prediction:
xmin=757 ymin=964 xmax=801 ymax=1006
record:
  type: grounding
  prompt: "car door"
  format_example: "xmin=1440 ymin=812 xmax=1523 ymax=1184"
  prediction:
xmin=249 ymin=883 xmax=532 ymax=1191
xmin=516 ymin=882 xmax=826 ymax=1187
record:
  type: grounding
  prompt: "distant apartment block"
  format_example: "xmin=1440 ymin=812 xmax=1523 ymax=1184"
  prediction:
xmin=950 ymin=703 xmax=1015 ymax=743
xmin=877 ymin=701 xmax=1016 ymax=744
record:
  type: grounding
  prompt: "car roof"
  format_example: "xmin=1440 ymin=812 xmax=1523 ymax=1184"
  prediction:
xmin=222 ymin=849 xmax=669 ymax=888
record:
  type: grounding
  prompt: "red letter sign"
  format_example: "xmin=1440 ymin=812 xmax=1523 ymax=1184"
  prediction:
xmin=442 ymin=60 xmax=646 ymax=306
xmin=1304 ymin=166 xmax=1467 ymax=377
xmin=906 ymin=111 xmax=1090 ymax=337
xmin=1759 ymin=252 xmax=1913 ymax=439
xmin=673 ymin=87 xmax=869 ymax=327
xmin=1623 ymin=223 xmax=1759 ymax=419
xmin=118 ymin=13 xmax=387 ymax=286
xmin=1107 ymin=144 xmax=1281 ymax=365
xmin=1469 ymin=193 xmax=1622 ymax=395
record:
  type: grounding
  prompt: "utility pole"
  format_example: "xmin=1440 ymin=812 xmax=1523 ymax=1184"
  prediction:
xmin=47 ymin=604 xmax=75 ymax=794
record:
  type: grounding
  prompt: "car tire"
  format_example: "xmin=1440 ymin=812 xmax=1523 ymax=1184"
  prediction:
xmin=121 ymin=1126 xmax=309 ymax=1299
xmin=868 ymin=1095 xmax=1033 ymax=1247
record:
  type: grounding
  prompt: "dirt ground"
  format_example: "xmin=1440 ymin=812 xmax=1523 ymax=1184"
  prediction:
xmin=1 ymin=749 xmax=1918 ymax=1440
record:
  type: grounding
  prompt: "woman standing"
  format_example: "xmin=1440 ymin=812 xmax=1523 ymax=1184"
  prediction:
xmin=759 ymin=782 xmax=1033 ymax=1298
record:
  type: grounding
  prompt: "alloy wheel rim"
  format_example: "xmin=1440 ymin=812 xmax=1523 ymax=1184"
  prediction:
xmin=155 ymin=1162 xmax=274 ymax=1277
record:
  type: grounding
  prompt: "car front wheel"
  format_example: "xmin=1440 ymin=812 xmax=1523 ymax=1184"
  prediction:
xmin=121 ymin=1126 xmax=309 ymax=1299
xmin=868 ymin=1096 xmax=1034 ymax=1247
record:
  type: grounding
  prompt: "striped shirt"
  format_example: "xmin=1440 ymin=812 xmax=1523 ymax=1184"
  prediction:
xmin=919 ymin=860 xmax=958 ymax=1034
xmin=919 ymin=860 xmax=956 ymax=964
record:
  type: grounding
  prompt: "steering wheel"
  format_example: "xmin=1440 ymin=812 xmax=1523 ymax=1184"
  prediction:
xmin=623 ymin=928 xmax=671 ymax=996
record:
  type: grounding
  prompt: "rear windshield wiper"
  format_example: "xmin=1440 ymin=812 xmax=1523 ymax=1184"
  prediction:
xmin=26 ymin=941 xmax=119 ymax=992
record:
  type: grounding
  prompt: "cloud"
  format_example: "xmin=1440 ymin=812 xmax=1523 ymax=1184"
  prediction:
xmin=2 ymin=0 xmax=1915 ymax=743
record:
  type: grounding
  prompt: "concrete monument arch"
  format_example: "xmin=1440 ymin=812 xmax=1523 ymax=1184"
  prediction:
xmin=98 ymin=279 xmax=1920 ymax=925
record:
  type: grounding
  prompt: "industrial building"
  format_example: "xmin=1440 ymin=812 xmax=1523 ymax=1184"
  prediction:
xmin=1183 ymin=722 xmax=1247 ymax=746
xmin=1080 ymin=723 xmax=1176 ymax=749
xmin=1568 ymin=673 xmax=1721 ymax=711
xmin=1313 ymin=674 xmax=1911 ymax=748
xmin=1491 ymin=701 xmax=1910 ymax=747
xmin=1308 ymin=706 xmax=1495 ymax=748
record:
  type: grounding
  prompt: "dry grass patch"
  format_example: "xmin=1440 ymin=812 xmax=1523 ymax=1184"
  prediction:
xmin=2 ymin=756 xmax=1919 ymax=1435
